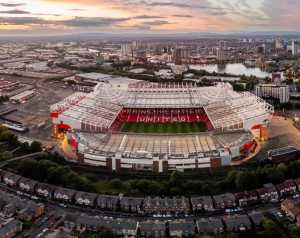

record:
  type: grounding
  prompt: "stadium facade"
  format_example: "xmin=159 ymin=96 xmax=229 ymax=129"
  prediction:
xmin=50 ymin=74 xmax=274 ymax=173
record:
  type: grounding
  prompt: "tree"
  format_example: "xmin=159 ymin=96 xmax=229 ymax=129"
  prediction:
xmin=288 ymin=161 xmax=300 ymax=178
xmin=46 ymin=166 xmax=66 ymax=185
xmin=147 ymin=181 xmax=163 ymax=195
xmin=18 ymin=159 xmax=38 ymax=178
xmin=82 ymin=228 xmax=116 ymax=238
xmin=95 ymin=229 xmax=115 ymax=238
xmin=225 ymin=170 xmax=238 ymax=189
xmin=277 ymin=163 xmax=288 ymax=176
xmin=184 ymin=181 xmax=203 ymax=195
xmin=20 ymin=142 xmax=30 ymax=154
xmin=30 ymin=141 xmax=42 ymax=153
xmin=290 ymin=224 xmax=300 ymax=238
xmin=259 ymin=219 xmax=285 ymax=238
xmin=0 ymin=151 xmax=12 ymax=161
xmin=0 ymin=130 xmax=18 ymax=145
xmin=0 ymin=126 xmax=7 ymax=135
xmin=136 ymin=179 xmax=151 ymax=194
xmin=235 ymin=171 xmax=259 ymax=191
xmin=267 ymin=165 xmax=286 ymax=184
xmin=232 ymin=83 xmax=245 ymax=92
xmin=108 ymin=178 xmax=123 ymax=190
xmin=48 ymin=152 xmax=67 ymax=165
xmin=169 ymin=171 xmax=183 ymax=187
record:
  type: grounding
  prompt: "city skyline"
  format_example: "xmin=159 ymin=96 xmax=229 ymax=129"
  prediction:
xmin=0 ymin=0 xmax=299 ymax=35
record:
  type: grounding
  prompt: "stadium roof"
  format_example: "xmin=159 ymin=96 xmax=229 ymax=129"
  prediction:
xmin=95 ymin=81 xmax=241 ymax=108
xmin=51 ymin=79 xmax=273 ymax=131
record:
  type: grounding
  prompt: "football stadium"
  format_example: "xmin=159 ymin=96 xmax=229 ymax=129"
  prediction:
xmin=50 ymin=75 xmax=274 ymax=173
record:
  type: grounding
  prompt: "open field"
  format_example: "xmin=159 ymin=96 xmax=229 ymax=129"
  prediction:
xmin=121 ymin=122 xmax=208 ymax=134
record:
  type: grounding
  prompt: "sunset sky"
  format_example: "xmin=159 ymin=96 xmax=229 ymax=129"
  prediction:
xmin=0 ymin=0 xmax=299 ymax=34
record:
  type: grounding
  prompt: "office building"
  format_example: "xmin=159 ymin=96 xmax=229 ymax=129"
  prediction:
xmin=121 ymin=44 xmax=133 ymax=57
xmin=173 ymin=47 xmax=191 ymax=65
xmin=255 ymin=84 xmax=290 ymax=103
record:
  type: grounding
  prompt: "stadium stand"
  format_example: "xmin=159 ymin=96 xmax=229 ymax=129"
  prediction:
xmin=50 ymin=76 xmax=273 ymax=172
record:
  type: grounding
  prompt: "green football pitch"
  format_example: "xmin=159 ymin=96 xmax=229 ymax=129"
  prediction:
xmin=120 ymin=122 xmax=208 ymax=134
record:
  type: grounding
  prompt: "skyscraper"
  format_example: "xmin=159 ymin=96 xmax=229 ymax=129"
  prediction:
xmin=275 ymin=39 xmax=284 ymax=50
xmin=121 ymin=44 xmax=133 ymax=57
xmin=216 ymin=48 xmax=226 ymax=62
xmin=173 ymin=47 xmax=191 ymax=65
xmin=290 ymin=40 xmax=299 ymax=56
xmin=173 ymin=48 xmax=182 ymax=65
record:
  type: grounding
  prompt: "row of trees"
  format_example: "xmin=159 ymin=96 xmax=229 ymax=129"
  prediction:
xmin=12 ymin=155 xmax=300 ymax=197
xmin=15 ymin=157 xmax=191 ymax=195
xmin=81 ymin=228 xmax=117 ymax=238
xmin=223 ymin=163 xmax=292 ymax=192
xmin=99 ymin=159 xmax=300 ymax=196
xmin=16 ymin=157 xmax=93 ymax=192
xmin=0 ymin=126 xmax=18 ymax=146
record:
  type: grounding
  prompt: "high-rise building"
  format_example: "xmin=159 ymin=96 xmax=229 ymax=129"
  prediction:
xmin=216 ymin=48 xmax=226 ymax=62
xmin=136 ymin=49 xmax=147 ymax=62
xmin=219 ymin=41 xmax=227 ymax=49
xmin=95 ymin=53 xmax=105 ymax=65
xmin=255 ymin=84 xmax=290 ymax=103
xmin=132 ymin=41 xmax=143 ymax=50
xmin=292 ymin=40 xmax=299 ymax=55
xmin=257 ymin=44 xmax=266 ymax=54
xmin=173 ymin=47 xmax=191 ymax=65
xmin=275 ymin=39 xmax=284 ymax=50
xmin=290 ymin=40 xmax=299 ymax=56
xmin=216 ymin=41 xmax=227 ymax=62
xmin=132 ymin=41 xmax=138 ymax=49
xmin=121 ymin=44 xmax=132 ymax=57
xmin=173 ymin=48 xmax=182 ymax=65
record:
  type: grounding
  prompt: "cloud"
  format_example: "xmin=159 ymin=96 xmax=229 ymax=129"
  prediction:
xmin=0 ymin=2 xmax=26 ymax=7
xmin=0 ymin=14 xmax=171 ymax=27
xmin=0 ymin=16 xmax=131 ymax=28
xmin=118 ymin=23 xmax=151 ymax=31
xmin=0 ymin=9 xmax=30 ymax=14
xmin=69 ymin=8 xmax=85 ymax=11
xmin=172 ymin=14 xmax=193 ymax=18
xmin=137 ymin=0 xmax=233 ymax=12
xmin=0 ymin=17 xmax=48 ymax=25
xmin=59 ymin=16 xmax=130 ymax=27
xmin=132 ymin=15 xmax=166 ymax=19
xmin=138 ymin=1 xmax=191 ymax=8
xmin=141 ymin=20 xmax=172 ymax=26
xmin=2 ymin=0 xmax=300 ymax=33
xmin=259 ymin=0 xmax=300 ymax=30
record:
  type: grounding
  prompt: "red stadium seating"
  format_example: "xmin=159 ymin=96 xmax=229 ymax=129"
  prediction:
xmin=110 ymin=108 xmax=214 ymax=132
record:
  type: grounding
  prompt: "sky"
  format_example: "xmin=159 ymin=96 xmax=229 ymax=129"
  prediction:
xmin=0 ymin=0 xmax=299 ymax=35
